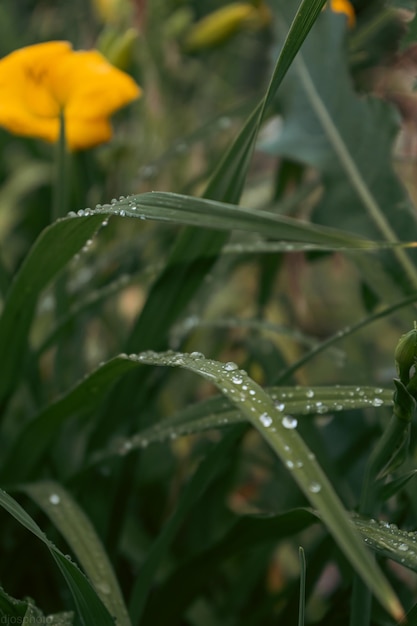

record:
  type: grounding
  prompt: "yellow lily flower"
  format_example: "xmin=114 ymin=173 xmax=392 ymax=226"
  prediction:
xmin=329 ymin=0 xmax=355 ymax=27
xmin=0 ymin=41 xmax=141 ymax=150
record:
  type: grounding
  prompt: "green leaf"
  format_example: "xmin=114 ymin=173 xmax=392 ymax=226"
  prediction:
xmin=23 ymin=480 xmax=131 ymax=626
xmin=0 ymin=488 xmax=114 ymax=625
xmin=263 ymin=9 xmax=417 ymax=291
xmin=89 ymin=191 xmax=386 ymax=249
xmin=127 ymin=350 xmax=404 ymax=622
xmin=355 ymin=516 xmax=417 ymax=573
xmin=99 ymin=384 xmax=392 ymax=460
xmin=0 ymin=214 xmax=104 ymax=409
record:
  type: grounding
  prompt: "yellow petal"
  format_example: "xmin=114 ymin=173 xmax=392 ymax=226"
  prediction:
xmin=0 ymin=42 xmax=71 ymax=122
xmin=0 ymin=41 xmax=141 ymax=150
xmin=329 ymin=0 xmax=355 ymax=27
xmin=51 ymin=50 xmax=141 ymax=119
xmin=66 ymin=116 xmax=113 ymax=150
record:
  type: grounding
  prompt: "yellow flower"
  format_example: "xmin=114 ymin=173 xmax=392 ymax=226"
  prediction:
xmin=0 ymin=41 xmax=141 ymax=150
xmin=328 ymin=0 xmax=355 ymax=27
xmin=184 ymin=2 xmax=271 ymax=52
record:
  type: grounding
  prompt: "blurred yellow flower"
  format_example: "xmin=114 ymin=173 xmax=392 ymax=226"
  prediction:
xmin=0 ymin=41 xmax=141 ymax=150
xmin=184 ymin=2 xmax=271 ymax=52
xmin=329 ymin=0 xmax=355 ymax=27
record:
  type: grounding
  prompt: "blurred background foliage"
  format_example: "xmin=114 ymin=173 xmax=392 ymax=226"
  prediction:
xmin=1 ymin=0 xmax=417 ymax=624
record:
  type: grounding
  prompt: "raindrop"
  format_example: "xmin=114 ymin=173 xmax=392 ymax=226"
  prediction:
xmin=306 ymin=389 xmax=315 ymax=398
xmin=398 ymin=543 xmax=409 ymax=552
xmin=190 ymin=351 xmax=204 ymax=359
xmin=372 ymin=397 xmax=384 ymax=407
xmin=231 ymin=374 xmax=243 ymax=385
xmin=309 ymin=482 xmax=322 ymax=493
xmin=259 ymin=412 xmax=273 ymax=427
xmin=286 ymin=460 xmax=294 ymax=469
xmin=275 ymin=402 xmax=285 ymax=412
xmin=282 ymin=416 xmax=298 ymax=429
xmin=49 ymin=494 xmax=60 ymax=505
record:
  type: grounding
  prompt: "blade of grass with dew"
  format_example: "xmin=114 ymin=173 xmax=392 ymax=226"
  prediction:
xmin=354 ymin=516 xmax=417 ymax=573
xmin=0 ymin=488 xmax=115 ymax=625
xmin=90 ymin=191 xmax=399 ymax=250
xmin=23 ymin=480 xmax=131 ymax=626
xmin=128 ymin=350 xmax=404 ymax=622
xmin=0 ymin=214 xmax=104 ymax=411
xmin=95 ymin=384 xmax=392 ymax=463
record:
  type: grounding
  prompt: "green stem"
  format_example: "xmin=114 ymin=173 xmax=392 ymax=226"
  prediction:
xmin=52 ymin=111 xmax=71 ymax=388
xmin=52 ymin=110 xmax=69 ymax=221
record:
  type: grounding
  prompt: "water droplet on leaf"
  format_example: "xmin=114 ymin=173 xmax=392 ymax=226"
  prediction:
xmin=282 ymin=416 xmax=298 ymax=429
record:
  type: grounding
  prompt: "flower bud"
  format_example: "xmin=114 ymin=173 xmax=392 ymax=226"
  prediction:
xmin=395 ymin=324 xmax=417 ymax=384
xmin=184 ymin=2 xmax=271 ymax=52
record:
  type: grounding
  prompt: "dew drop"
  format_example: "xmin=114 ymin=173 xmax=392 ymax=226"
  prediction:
xmin=282 ymin=416 xmax=298 ymax=429
xmin=275 ymin=402 xmax=285 ymax=412
xmin=286 ymin=460 xmax=294 ymax=469
xmin=259 ymin=412 xmax=273 ymax=427
xmin=309 ymin=482 xmax=322 ymax=493
xmin=398 ymin=543 xmax=409 ymax=552
xmin=306 ymin=389 xmax=315 ymax=398
xmin=231 ymin=374 xmax=243 ymax=385
xmin=190 ymin=351 xmax=204 ymax=359
xmin=224 ymin=361 xmax=238 ymax=371
xmin=49 ymin=494 xmax=60 ymax=505
xmin=372 ymin=397 xmax=384 ymax=407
